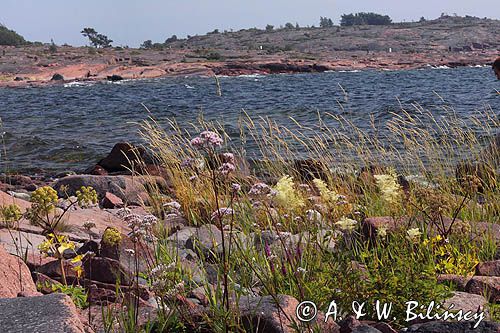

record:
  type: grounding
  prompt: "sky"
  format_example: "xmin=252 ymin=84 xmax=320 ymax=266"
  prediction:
xmin=2 ymin=0 xmax=499 ymax=47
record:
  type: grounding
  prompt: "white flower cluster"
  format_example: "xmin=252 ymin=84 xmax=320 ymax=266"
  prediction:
xmin=124 ymin=213 xmax=158 ymax=242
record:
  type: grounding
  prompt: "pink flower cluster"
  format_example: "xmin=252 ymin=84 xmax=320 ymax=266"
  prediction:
xmin=210 ymin=207 xmax=234 ymax=221
xmin=190 ymin=131 xmax=223 ymax=149
xmin=219 ymin=162 xmax=236 ymax=175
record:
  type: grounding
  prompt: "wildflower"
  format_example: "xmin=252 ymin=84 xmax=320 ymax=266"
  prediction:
xmin=73 ymin=265 xmax=84 ymax=278
xmin=313 ymin=179 xmax=341 ymax=204
xmin=70 ymin=255 xmax=84 ymax=264
xmin=75 ymin=186 xmax=98 ymax=207
xmin=378 ymin=226 xmax=388 ymax=237
xmin=142 ymin=214 xmax=158 ymax=228
xmin=374 ymin=173 xmax=401 ymax=205
xmin=0 ymin=204 xmax=22 ymax=223
xmin=115 ymin=207 xmax=131 ymax=219
xmin=124 ymin=214 xmax=142 ymax=229
xmin=297 ymin=267 xmax=307 ymax=274
xmin=83 ymin=220 xmax=96 ymax=231
xmin=125 ymin=249 xmax=135 ymax=256
xmin=231 ymin=183 xmax=241 ymax=193
xmin=306 ymin=209 xmax=322 ymax=223
xmin=222 ymin=152 xmax=235 ymax=164
xmin=102 ymin=227 xmax=122 ymax=246
xmin=211 ymin=207 xmax=234 ymax=221
xmin=407 ymin=228 xmax=422 ymax=242
xmin=181 ymin=158 xmax=205 ymax=170
xmin=190 ymin=137 xmax=204 ymax=147
xmin=268 ymin=189 xmax=278 ymax=198
xmin=273 ymin=175 xmax=304 ymax=211
xmin=164 ymin=201 xmax=181 ymax=212
xmin=298 ymin=184 xmax=311 ymax=192
xmin=150 ymin=263 xmax=175 ymax=279
xmin=218 ymin=162 xmax=236 ymax=175
xmin=248 ymin=183 xmax=271 ymax=196
xmin=335 ymin=217 xmax=357 ymax=232
xmin=31 ymin=186 xmax=58 ymax=212
xmin=190 ymin=131 xmax=223 ymax=149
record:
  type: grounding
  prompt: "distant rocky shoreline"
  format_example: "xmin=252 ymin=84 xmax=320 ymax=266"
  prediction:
xmin=0 ymin=49 xmax=497 ymax=88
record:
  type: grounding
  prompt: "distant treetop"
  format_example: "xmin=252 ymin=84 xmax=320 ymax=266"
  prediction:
xmin=320 ymin=17 xmax=334 ymax=28
xmin=340 ymin=12 xmax=392 ymax=26
xmin=81 ymin=28 xmax=113 ymax=48
xmin=0 ymin=24 xmax=27 ymax=46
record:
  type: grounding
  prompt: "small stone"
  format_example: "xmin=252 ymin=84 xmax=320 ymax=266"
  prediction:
xmin=101 ymin=191 xmax=124 ymax=209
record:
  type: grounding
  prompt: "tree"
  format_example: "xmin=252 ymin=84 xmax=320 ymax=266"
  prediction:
xmin=0 ymin=24 xmax=27 ymax=46
xmin=141 ymin=40 xmax=153 ymax=49
xmin=265 ymin=24 xmax=274 ymax=31
xmin=81 ymin=28 xmax=113 ymax=48
xmin=165 ymin=35 xmax=178 ymax=43
xmin=340 ymin=12 xmax=392 ymax=26
xmin=320 ymin=17 xmax=334 ymax=28
xmin=49 ymin=39 xmax=57 ymax=53
xmin=284 ymin=22 xmax=294 ymax=29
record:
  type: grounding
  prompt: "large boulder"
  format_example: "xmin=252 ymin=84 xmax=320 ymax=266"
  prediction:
xmin=405 ymin=321 xmax=500 ymax=332
xmin=94 ymin=142 xmax=154 ymax=174
xmin=100 ymin=227 xmax=154 ymax=273
xmin=185 ymin=224 xmax=223 ymax=259
xmin=476 ymin=260 xmax=500 ymax=276
xmin=52 ymin=174 xmax=167 ymax=205
xmin=465 ymin=276 xmax=500 ymax=302
xmin=442 ymin=292 xmax=489 ymax=319
xmin=238 ymin=294 xmax=339 ymax=333
xmin=0 ymin=293 xmax=85 ymax=333
xmin=38 ymin=256 xmax=132 ymax=286
xmin=0 ymin=245 xmax=38 ymax=298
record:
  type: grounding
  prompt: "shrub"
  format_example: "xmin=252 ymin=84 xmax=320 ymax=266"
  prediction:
xmin=340 ymin=12 xmax=392 ymax=26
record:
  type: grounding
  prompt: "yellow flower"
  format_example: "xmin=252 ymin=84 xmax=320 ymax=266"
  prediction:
xmin=76 ymin=186 xmax=98 ymax=207
xmin=70 ymin=255 xmax=84 ymax=264
xmin=102 ymin=227 xmax=122 ymax=246
xmin=73 ymin=265 xmax=84 ymax=278
xmin=38 ymin=238 xmax=53 ymax=254
xmin=31 ymin=186 xmax=58 ymax=212
xmin=57 ymin=241 xmax=76 ymax=255
xmin=0 ymin=204 xmax=22 ymax=223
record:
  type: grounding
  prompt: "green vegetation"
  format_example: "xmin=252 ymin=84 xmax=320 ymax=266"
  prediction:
xmin=341 ymin=12 xmax=393 ymax=26
xmin=0 ymin=24 xmax=27 ymax=46
xmin=319 ymin=16 xmax=334 ymax=28
xmin=1 ymin=97 xmax=499 ymax=331
xmin=81 ymin=27 xmax=113 ymax=48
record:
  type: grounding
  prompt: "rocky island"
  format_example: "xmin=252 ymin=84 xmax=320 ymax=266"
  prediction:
xmin=1 ymin=15 xmax=499 ymax=87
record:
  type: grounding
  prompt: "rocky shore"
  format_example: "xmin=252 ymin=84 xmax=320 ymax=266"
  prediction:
xmin=0 ymin=47 xmax=497 ymax=88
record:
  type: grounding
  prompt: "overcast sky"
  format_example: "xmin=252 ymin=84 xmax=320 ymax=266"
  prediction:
xmin=2 ymin=0 xmax=499 ymax=47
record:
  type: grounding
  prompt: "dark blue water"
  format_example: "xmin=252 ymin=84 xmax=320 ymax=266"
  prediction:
xmin=0 ymin=67 xmax=498 ymax=174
